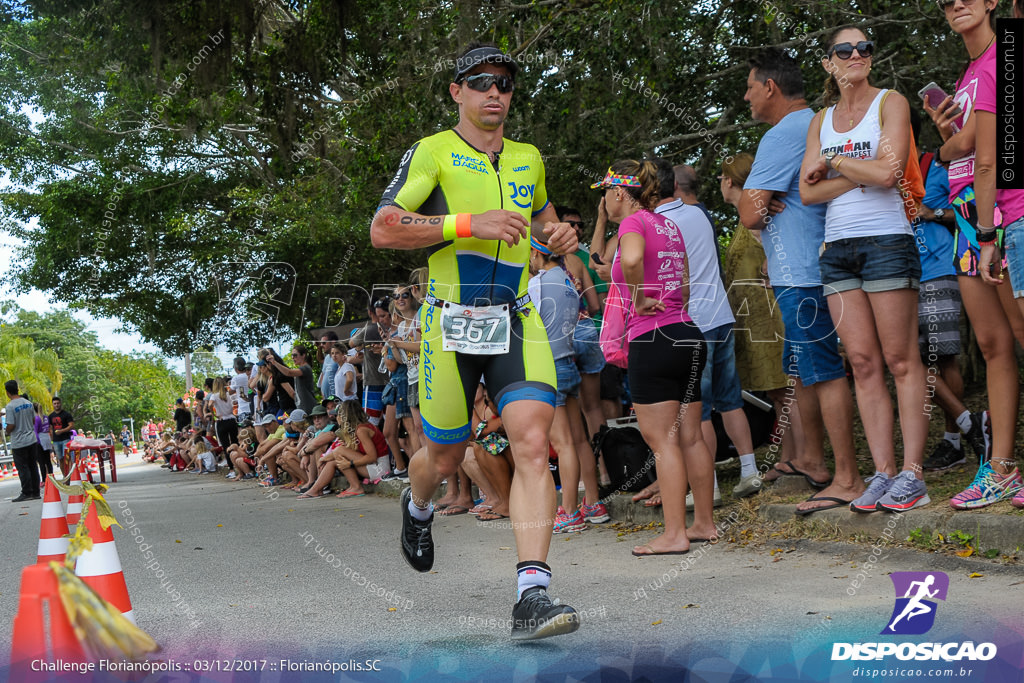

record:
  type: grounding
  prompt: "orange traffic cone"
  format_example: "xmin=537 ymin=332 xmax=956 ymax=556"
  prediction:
xmin=73 ymin=504 xmax=135 ymax=623
xmin=66 ymin=466 xmax=84 ymax=527
xmin=78 ymin=457 xmax=92 ymax=484
xmin=0 ymin=464 xmax=7 ymax=480
xmin=38 ymin=477 xmax=70 ymax=565
xmin=10 ymin=564 xmax=86 ymax=668
xmin=88 ymin=455 xmax=100 ymax=478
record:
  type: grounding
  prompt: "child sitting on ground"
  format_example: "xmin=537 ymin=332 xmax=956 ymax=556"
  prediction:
xmin=191 ymin=434 xmax=217 ymax=474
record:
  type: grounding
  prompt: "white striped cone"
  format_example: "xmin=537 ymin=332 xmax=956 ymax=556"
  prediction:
xmin=0 ymin=464 xmax=7 ymax=479
xmin=79 ymin=456 xmax=93 ymax=483
xmin=89 ymin=455 xmax=100 ymax=477
xmin=37 ymin=477 xmax=70 ymax=564
xmin=66 ymin=465 xmax=84 ymax=527
xmin=74 ymin=503 xmax=135 ymax=623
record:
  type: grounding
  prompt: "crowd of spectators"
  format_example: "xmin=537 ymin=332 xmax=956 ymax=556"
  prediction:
xmin=138 ymin=9 xmax=1023 ymax=525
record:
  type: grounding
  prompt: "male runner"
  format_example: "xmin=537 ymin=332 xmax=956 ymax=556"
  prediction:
xmin=370 ymin=42 xmax=579 ymax=641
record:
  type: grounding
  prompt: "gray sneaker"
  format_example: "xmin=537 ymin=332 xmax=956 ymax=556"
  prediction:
xmin=876 ymin=471 xmax=931 ymax=512
xmin=850 ymin=472 xmax=892 ymax=513
xmin=732 ymin=473 xmax=763 ymax=498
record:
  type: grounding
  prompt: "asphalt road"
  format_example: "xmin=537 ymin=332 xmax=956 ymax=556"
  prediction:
xmin=1 ymin=459 xmax=1022 ymax=682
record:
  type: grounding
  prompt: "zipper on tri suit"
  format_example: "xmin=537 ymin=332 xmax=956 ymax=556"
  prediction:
xmin=489 ymin=151 xmax=502 ymax=304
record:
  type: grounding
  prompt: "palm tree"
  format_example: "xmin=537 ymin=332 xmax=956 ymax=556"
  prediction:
xmin=0 ymin=333 xmax=62 ymax=410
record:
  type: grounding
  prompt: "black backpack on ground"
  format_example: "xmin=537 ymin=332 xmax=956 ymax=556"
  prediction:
xmin=592 ymin=423 xmax=657 ymax=493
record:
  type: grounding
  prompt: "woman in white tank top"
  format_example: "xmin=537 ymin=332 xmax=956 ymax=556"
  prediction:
xmin=798 ymin=26 xmax=931 ymax=513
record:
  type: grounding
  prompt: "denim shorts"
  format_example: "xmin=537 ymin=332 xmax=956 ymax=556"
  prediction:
xmin=774 ymin=286 xmax=847 ymax=387
xmin=819 ymin=233 xmax=921 ymax=293
xmin=699 ymin=323 xmax=744 ymax=421
xmin=554 ymin=356 xmax=581 ymax=407
xmin=1004 ymin=216 xmax=1024 ymax=299
xmin=572 ymin=317 xmax=606 ymax=375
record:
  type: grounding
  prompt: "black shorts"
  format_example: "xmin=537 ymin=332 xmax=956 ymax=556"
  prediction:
xmin=599 ymin=364 xmax=623 ymax=401
xmin=627 ymin=322 xmax=705 ymax=405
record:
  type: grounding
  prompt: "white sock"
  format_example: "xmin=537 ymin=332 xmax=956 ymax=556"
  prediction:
xmin=712 ymin=472 xmax=720 ymax=493
xmin=739 ymin=453 xmax=757 ymax=478
xmin=408 ymin=498 xmax=433 ymax=521
xmin=955 ymin=411 xmax=972 ymax=434
xmin=516 ymin=561 xmax=551 ymax=600
xmin=944 ymin=432 xmax=961 ymax=449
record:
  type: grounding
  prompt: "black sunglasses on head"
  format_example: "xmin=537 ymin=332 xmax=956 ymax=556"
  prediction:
xmin=460 ymin=72 xmax=515 ymax=93
xmin=829 ymin=41 xmax=874 ymax=60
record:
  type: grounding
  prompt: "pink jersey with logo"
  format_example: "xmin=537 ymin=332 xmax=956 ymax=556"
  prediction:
xmin=610 ymin=209 xmax=693 ymax=341
xmin=948 ymin=42 xmax=1024 ymax=225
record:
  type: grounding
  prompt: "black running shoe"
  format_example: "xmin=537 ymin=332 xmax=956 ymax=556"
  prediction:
xmin=510 ymin=586 xmax=580 ymax=641
xmin=400 ymin=487 xmax=433 ymax=572
xmin=922 ymin=439 xmax=966 ymax=471
xmin=964 ymin=411 xmax=992 ymax=465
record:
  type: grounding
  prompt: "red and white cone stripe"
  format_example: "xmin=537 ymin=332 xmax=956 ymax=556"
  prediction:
xmin=74 ymin=505 xmax=135 ymax=624
xmin=37 ymin=477 xmax=70 ymax=564
xmin=66 ymin=466 xmax=84 ymax=527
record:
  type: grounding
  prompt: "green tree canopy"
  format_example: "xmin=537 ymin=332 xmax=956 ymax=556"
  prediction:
xmin=1 ymin=305 xmax=185 ymax=432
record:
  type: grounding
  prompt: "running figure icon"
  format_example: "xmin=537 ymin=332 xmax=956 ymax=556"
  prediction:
xmin=888 ymin=575 xmax=939 ymax=631
xmin=882 ymin=571 xmax=949 ymax=635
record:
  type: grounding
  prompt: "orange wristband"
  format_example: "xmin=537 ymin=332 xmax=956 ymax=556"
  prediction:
xmin=455 ymin=213 xmax=472 ymax=238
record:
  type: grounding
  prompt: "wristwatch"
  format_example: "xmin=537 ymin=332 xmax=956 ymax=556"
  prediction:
xmin=933 ymin=208 xmax=946 ymax=221
xmin=823 ymin=150 xmax=838 ymax=169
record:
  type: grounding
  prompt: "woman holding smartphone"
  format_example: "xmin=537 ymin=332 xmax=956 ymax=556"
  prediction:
xmin=929 ymin=0 xmax=1024 ymax=509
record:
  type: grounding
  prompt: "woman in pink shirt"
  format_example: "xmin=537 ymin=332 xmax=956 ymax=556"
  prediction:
xmin=594 ymin=160 xmax=711 ymax=555
xmin=928 ymin=0 xmax=1024 ymax=510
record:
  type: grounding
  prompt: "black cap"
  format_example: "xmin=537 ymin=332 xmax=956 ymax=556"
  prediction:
xmin=175 ymin=398 xmax=184 ymax=404
xmin=454 ymin=46 xmax=519 ymax=83
xmin=321 ymin=395 xmax=341 ymax=406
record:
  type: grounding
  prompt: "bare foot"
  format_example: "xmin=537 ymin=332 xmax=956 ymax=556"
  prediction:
xmin=632 ymin=533 xmax=689 ymax=555
xmin=794 ymin=481 xmax=864 ymax=514
xmin=643 ymin=494 xmax=662 ymax=508
xmin=632 ymin=482 xmax=660 ymax=503
xmin=436 ymin=493 xmax=459 ymax=508
xmin=686 ymin=525 xmax=719 ymax=543
xmin=774 ymin=461 xmax=832 ymax=488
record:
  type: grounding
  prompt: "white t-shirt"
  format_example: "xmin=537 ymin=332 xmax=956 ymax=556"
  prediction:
xmin=654 ymin=199 xmax=734 ymax=334
xmin=207 ymin=393 xmax=235 ymax=420
xmin=335 ymin=362 xmax=358 ymax=402
xmin=396 ymin=318 xmax=420 ymax=385
xmin=249 ymin=366 xmax=263 ymax=412
xmin=230 ymin=372 xmax=252 ymax=415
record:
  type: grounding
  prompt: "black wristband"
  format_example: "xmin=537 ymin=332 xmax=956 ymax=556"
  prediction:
xmin=934 ymin=146 xmax=946 ymax=165
xmin=976 ymin=227 xmax=999 ymax=244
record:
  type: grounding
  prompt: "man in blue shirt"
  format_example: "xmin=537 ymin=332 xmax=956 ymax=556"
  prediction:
xmin=737 ymin=48 xmax=864 ymax=513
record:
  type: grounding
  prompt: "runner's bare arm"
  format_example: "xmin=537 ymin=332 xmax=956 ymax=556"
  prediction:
xmin=371 ymin=206 xmax=529 ymax=249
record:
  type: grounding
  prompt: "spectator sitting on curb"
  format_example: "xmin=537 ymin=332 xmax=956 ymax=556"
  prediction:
xmin=330 ymin=400 xmax=388 ymax=499
xmin=270 ymin=410 xmax=311 ymax=490
xmin=191 ymin=434 xmax=217 ymax=474
xmin=226 ymin=428 xmax=259 ymax=480
xmin=294 ymin=405 xmax=340 ymax=494
xmin=460 ymin=383 xmax=513 ymax=521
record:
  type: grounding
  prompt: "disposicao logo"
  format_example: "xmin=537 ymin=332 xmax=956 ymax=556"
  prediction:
xmin=832 ymin=571 xmax=997 ymax=662
xmin=882 ymin=571 xmax=948 ymax=635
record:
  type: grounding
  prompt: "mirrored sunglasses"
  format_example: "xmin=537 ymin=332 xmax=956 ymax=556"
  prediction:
xmin=460 ymin=73 xmax=514 ymax=93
